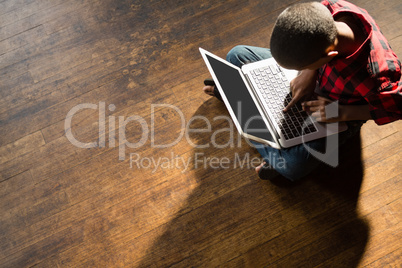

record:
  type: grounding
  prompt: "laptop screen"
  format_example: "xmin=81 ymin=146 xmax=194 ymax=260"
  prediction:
xmin=205 ymin=54 xmax=275 ymax=142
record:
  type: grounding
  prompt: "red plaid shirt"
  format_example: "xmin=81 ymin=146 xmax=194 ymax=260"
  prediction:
xmin=317 ymin=0 xmax=402 ymax=125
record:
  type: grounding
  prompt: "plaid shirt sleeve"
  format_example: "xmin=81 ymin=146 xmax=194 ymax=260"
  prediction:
xmin=366 ymin=73 xmax=402 ymax=125
xmin=364 ymin=10 xmax=402 ymax=125
xmin=321 ymin=0 xmax=402 ymax=125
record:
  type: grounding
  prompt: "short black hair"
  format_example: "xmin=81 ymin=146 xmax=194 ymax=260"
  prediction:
xmin=270 ymin=2 xmax=337 ymax=69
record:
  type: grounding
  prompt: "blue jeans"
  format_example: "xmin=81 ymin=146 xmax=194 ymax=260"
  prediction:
xmin=226 ymin=45 xmax=364 ymax=181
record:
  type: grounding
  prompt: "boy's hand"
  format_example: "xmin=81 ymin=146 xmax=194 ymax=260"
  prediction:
xmin=302 ymin=96 xmax=372 ymax=122
xmin=284 ymin=69 xmax=318 ymax=112
xmin=302 ymin=96 xmax=342 ymax=123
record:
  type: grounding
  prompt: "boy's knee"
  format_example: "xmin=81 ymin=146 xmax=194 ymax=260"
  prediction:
xmin=274 ymin=153 xmax=322 ymax=182
xmin=280 ymin=169 xmax=307 ymax=182
xmin=226 ymin=45 xmax=250 ymax=66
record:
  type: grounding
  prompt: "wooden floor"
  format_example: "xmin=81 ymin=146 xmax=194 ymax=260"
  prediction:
xmin=0 ymin=0 xmax=401 ymax=267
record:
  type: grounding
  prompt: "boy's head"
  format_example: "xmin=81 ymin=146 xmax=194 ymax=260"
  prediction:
xmin=270 ymin=2 xmax=337 ymax=70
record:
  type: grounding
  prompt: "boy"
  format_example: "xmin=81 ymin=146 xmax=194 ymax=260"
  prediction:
xmin=203 ymin=0 xmax=401 ymax=181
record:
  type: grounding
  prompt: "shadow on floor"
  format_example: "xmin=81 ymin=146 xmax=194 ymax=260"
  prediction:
xmin=137 ymin=98 xmax=368 ymax=267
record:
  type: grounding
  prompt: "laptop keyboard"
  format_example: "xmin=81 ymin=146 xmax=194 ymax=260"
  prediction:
xmin=251 ymin=65 xmax=317 ymax=140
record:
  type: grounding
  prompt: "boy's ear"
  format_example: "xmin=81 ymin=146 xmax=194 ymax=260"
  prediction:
xmin=325 ymin=43 xmax=338 ymax=58
xmin=327 ymin=51 xmax=338 ymax=58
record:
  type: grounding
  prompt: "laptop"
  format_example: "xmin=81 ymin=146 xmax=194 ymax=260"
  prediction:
xmin=199 ymin=47 xmax=347 ymax=149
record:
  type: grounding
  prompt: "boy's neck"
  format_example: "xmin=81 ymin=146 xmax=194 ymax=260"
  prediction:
xmin=333 ymin=15 xmax=365 ymax=57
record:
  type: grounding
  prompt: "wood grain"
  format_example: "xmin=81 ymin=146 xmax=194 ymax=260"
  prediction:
xmin=0 ymin=0 xmax=401 ymax=267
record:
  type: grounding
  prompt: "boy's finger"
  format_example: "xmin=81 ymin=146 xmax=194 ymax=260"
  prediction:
xmin=304 ymin=105 xmax=320 ymax=112
xmin=283 ymin=97 xmax=298 ymax=112
xmin=302 ymin=100 xmax=320 ymax=108
xmin=311 ymin=111 xmax=325 ymax=122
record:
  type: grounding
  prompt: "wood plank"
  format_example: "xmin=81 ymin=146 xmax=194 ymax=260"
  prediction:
xmin=223 ymin=176 xmax=401 ymax=268
xmin=0 ymin=0 xmax=296 ymax=144
xmin=0 ymin=0 xmax=85 ymax=42
xmin=0 ymin=0 xmax=401 ymax=267
xmin=317 ymin=197 xmax=402 ymax=267
xmin=0 ymin=0 xmax=35 ymax=16
xmin=0 ymin=130 xmax=45 ymax=164
xmin=0 ymin=98 xmax=198 ymax=236
xmin=366 ymin=248 xmax=402 ymax=268
xmin=0 ymin=43 xmax=125 ymax=116
xmin=0 ymin=6 xmax=282 ymax=144
xmin=32 ymin=175 xmax=278 ymax=267
xmin=360 ymin=151 xmax=401 ymax=194
xmin=0 ymin=81 xmax=176 ymax=181
xmin=0 ymin=171 xmax=33 ymax=199
xmin=0 ymin=24 xmax=46 ymax=56
xmin=0 ymin=1 xmax=55 ymax=28
xmin=361 ymin=128 xmax=402 ymax=168
xmin=389 ymin=35 xmax=402 ymax=58
xmin=360 ymin=120 xmax=402 ymax=149
xmin=1 ymin=100 xmax=255 ymax=263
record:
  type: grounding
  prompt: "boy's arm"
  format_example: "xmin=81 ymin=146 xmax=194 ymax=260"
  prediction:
xmin=284 ymin=69 xmax=318 ymax=112
xmin=340 ymin=103 xmax=371 ymax=121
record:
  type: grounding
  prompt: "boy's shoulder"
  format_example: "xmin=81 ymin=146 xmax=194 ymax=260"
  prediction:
xmin=321 ymin=0 xmax=366 ymax=14
xmin=323 ymin=0 xmax=401 ymax=83
xmin=321 ymin=0 xmax=375 ymax=25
